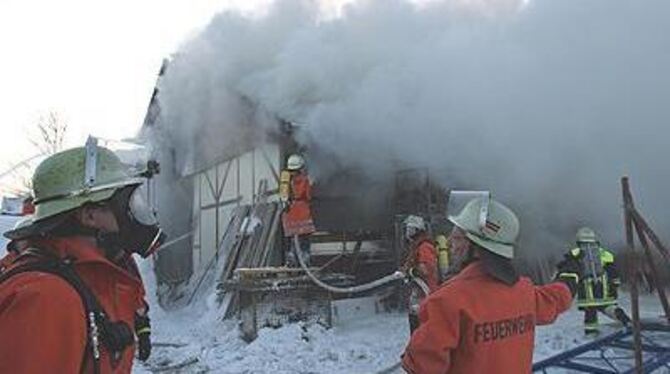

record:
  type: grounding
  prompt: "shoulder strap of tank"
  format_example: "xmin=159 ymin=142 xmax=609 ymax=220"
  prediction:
xmin=0 ymin=248 xmax=103 ymax=374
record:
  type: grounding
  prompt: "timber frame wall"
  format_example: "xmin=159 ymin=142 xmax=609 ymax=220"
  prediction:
xmin=191 ymin=143 xmax=282 ymax=275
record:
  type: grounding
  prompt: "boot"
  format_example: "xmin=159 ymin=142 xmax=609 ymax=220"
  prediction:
xmin=614 ymin=307 xmax=631 ymax=327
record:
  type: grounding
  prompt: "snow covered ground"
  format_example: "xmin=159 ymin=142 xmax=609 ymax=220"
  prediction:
xmin=134 ymin=299 xmax=409 ymax=374
xmin=136 ymin=292 xmax=666 ymax=373
xmin=534 ymin=292 xmax=666 ymax=361
xmin=135 ymin=257 xmax=666 ymax=374
xmin=1 ymin=216 xmax=665 ymax=374
xmin=133 ymin=255 xmax=410 ymax=374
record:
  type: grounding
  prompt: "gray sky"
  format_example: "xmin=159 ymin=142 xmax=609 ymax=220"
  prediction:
xmin=0 ymin=0 xmax=280 ymax=191
xmin=0 ymin=0 xmax=515 ymax=194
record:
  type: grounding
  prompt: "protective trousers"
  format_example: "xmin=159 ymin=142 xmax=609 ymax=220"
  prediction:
xmin=286 ymin=235 xmax=311 ymax=267
xmin=583 ymin=305 xmax=629 ymax=334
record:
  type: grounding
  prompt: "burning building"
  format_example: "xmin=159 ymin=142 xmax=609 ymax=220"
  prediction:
xmin=139 ymin=58 xmax=451 ymax=340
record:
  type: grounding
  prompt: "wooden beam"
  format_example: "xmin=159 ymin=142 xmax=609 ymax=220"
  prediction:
xmin=260 ymin=146 xmax=281 ymax=185
xmin=203 ymin=171 xmax=217 ymax=203
xmin=200 ymin=196 xmax=243 ymax=211
xmin=621 ymin=176 xmax=643 ymax=373
xmin=631 ymin=212 xmax=670 ymax=321
xmin=216 ymin=160 xmax=233 ymax=200
xmin=630 ymin=208 xmax=670 ymax=264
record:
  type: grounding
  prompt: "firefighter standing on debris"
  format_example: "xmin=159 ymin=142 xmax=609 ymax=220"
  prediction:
xmin=402 ymin=197 xmax=579 ymax=374
xmin=0 ymin=140 xmax=162 ymax=373
xmin=566 ymin=227 xmax=629 ymax=335
xmin=280 ymin=154 xmax=316 ymax=267
xmin=402 ymin=215 xmax=439 ymax=333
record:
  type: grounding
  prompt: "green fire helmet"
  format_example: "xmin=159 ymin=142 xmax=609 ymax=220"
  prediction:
xmin=13 ymin=216 xmax=33 ymax=230
xmin=448 ymin=197 xmax=519 ymax=259
xmin=32 ymin=137 xmax=144 ymax=222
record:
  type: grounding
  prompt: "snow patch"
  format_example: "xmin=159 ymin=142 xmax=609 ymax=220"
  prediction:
xmin=137 ymin=273 xmax=666 ymax=374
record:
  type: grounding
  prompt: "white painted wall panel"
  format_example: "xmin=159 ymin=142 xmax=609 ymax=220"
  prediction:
xmin=217 ymin=205 xmax=234 ymax=256
xmin=192 ymin=179 xmax=201 ymax=247
xmin=198 ymin=208 xmax=217 ymax=271
xmin=238 ymin=152 xmax=254 ymax=205
xmin=256 ymin=144 xmax=281 ymax=199
xmin=190 ymin=142 xmax=282 ymax=274
xmin=201 ymin=169 xmax=217 ymax=207
xmin=221 ymin=160 xmax=238 ymax=202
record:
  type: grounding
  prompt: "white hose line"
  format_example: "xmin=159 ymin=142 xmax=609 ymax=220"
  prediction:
xmin=411 ymin=276 xmax=431 ymax=297
xmin=293 ymin=235 xmax=406 ymax=294
xmin=159 ymin=231 xmax=193 ymax=250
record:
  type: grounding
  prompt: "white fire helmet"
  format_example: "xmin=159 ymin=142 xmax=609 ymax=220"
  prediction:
xmin=403 ymin=215 xmax=427 ymax=241
xmin=448 ymin=197 xmax=519 ymax=259
xmin=287 ymin=154 xmax=305 ymax=171
xmin=576 ymin=227 xmax=598 ymax=244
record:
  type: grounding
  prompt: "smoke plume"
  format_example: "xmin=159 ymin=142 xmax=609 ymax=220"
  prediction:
xmin=156 ymin=0 xmax=670 ymax=259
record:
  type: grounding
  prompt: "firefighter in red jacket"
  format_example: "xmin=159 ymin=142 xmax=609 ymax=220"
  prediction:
xmin=281 ymin=154 xmax=316 ymax=267
xmin=402 ymin=197 xmax=579 ymax=374
xmin=402 ymin=215 xmax=439 ymax=333
xmin=0 ymin=138 xmax=163 ymax=373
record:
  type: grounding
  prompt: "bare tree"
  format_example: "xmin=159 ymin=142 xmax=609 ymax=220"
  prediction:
xmin=1 ymin=111 xmax=70 ymax=194
xmin=30 ymin=110 xmax=69 ymax=156
xmin=2 ymin=156 xmax=38 ymax=196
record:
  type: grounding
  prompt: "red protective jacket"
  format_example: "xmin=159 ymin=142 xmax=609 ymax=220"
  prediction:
xmin=0 ymin=237 xmax=146 ymax=373
xmin=282 ymin=172 xmax=316 ymax=236
xmin=415 ymin=239 xmax=439 ymax=293
xmin=402 ymin=261 xmax=572 ymax=374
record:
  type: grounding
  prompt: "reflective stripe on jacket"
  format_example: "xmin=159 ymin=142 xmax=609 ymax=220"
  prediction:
xmin=569 ymin=247 xmax=619 ymax=308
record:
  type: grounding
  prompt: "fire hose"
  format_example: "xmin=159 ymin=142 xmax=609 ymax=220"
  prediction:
xmin=293 ymin=235 xmax=430 ymax=295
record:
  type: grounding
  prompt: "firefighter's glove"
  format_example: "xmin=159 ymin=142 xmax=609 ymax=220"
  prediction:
xmin=135 ymin=314 xmax=152 ymax=361
xmin=555 ymin=256 xmax=582 ymax=297
xmin=100 ymin=319 xmax=134 ymax=353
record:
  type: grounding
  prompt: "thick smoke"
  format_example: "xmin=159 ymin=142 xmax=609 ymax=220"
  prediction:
xmin=157 ymin=0 xmax=670 ymax=258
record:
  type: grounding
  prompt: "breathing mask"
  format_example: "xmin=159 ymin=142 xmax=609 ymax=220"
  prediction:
xmin=102 ymin=185 xmax=165 ymax=258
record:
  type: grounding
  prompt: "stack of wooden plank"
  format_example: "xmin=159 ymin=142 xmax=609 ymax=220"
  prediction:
xmin=218 ymin=206 xmax=253 ymax=284
xmin=226 ymin=267 xmax=354 ymax=342
xmin=236 ymin=203 xmax=282 ymax=269
xmin=184 ymin=205 xmax=249 ymax=306
xmin=227 ymin=267 xmax=353 ymax=292
xmin=218 ymin=202 xmax=281 ymax=284
xmin=217 ymin=200 xmax=284 ymax=317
